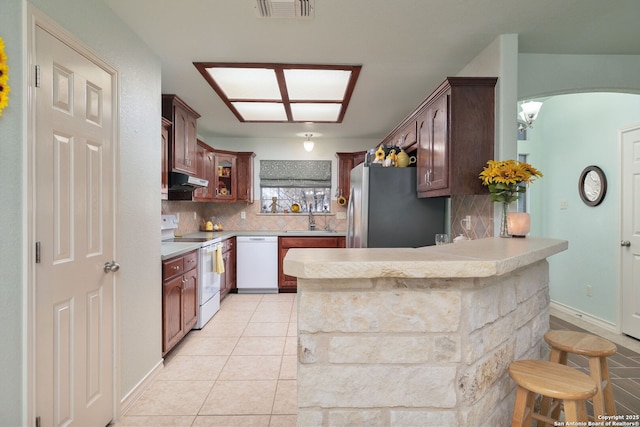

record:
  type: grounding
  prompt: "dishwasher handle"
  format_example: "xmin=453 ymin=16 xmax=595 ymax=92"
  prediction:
xmin=237 ymin=236 xmax=278 ymax=243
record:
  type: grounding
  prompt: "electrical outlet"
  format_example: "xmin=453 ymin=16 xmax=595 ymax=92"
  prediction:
xmin=463 ymin=215 xmax=472 ymax=230
xmin=336 ymin=212 xmax=346 ymax=220
xmin=193 ymin=212 xmax=197 ymax=220
xmin=240 ymin=211 xmax=246 ymax=219
xmin=560 ymin=200 xmax=568 ymax=210
xmin=586 ymin=285 xmax=593 ymax=297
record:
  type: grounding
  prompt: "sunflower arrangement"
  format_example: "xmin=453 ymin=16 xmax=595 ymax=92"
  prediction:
xmin=479 ymin=159 xmax=543 ymax=204
xmin=0 ymin=36 xmax=10 ymax=117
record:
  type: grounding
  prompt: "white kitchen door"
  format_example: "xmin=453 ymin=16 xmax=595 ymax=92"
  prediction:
xmin=621 ymin=125 xmax=640 ymax=340
xmin=34 ymin=22 xmax=117 ymax=426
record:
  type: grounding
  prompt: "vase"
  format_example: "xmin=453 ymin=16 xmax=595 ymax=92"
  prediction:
xmin=499 ymin=202 xmax=510 ymax=238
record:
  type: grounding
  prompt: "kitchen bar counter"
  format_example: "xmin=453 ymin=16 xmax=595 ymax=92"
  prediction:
xmin=283 ymin=237 xmax=567 ymax=426
xmin=161 ymin=230 xmax=345 ymax=260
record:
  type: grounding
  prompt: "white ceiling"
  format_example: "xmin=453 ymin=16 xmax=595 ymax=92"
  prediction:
xmin=105 ymin=0 xmax=640 ymax=141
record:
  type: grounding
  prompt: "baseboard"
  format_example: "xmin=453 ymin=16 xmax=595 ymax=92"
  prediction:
xmin=550 ymin=301 xmax=617 ymax=334
xmin=119 ymin=359 xmax=164 ymax=416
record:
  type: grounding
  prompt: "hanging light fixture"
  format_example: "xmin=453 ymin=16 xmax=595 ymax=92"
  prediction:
xmin=518 ymin=101 xmax=543 ymax=131
xmin=303 ymin=133 xmax=315 ymax=152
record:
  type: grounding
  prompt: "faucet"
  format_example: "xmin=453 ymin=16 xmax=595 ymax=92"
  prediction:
xmin=308 ymin=210 xmax=316 ymax=231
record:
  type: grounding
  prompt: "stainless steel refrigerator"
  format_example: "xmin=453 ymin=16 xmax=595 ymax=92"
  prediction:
xmin=346 ymin=163 xmax=447 ymax=248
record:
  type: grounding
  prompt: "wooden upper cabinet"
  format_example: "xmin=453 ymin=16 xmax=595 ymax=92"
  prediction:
xmin=415 ymin=77 xmax=497 ymax=198
xmin=417 ymin=93 xmax=448 ymax=193
xmin=383 ymin=120 xmax=417 ymax=152
xmin=194 ymin=140 xmax=215 ymax=201
xmin=376 ymin=77 xmax=496 ymax=198
xmin=236 ymin=152 xmax=256 ymax=203
xmin=162 ymin=95 xmax=200 ymax=176
xmin=213 ymin=151 xmax=237 ymax=201
xmin=161 ymin=117 xmax=171 ymax=200
xmin=336 ymin=151 xmax=366 ymax=201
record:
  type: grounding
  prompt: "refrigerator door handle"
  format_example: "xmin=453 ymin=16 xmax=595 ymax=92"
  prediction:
xmin=346 ymin=186 xmax=355 ymax=248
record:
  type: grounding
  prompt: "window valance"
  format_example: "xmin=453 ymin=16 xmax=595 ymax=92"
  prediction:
xmin=260 ymin=160 xmax=331 ymax=188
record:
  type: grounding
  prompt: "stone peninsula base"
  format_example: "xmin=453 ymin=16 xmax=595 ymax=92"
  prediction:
xmin=296 ymin=260 xmax=551 ymax=426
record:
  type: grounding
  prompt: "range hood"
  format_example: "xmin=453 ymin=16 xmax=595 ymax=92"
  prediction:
xmin=169 ymin=172 xmax=208 ymax=191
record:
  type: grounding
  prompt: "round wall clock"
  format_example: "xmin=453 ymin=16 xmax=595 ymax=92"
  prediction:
xmin=578 ymin=165 xmax=607 ymax=206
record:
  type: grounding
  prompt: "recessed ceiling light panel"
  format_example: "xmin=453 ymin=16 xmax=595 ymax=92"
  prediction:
xmin=291 ymin=103 xmax=342 ymax=122
xmin=232 ymin=102 xmax=287 ymax=121
xmin=284 ymin=69 xmax=351 ymax=100
xmin=194 ymin=62 xmax=361 ymax=123
xmin=206 ymin=67 xmax=281 ymax=100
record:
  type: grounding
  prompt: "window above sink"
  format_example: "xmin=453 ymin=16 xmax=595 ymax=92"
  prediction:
xmin=259 ymin=160 xmax=332 ymax=214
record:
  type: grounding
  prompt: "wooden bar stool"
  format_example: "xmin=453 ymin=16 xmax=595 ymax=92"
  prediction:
xmin=509 ymin=360 xmax=597 ymax=427
xmin=540 ymin=330 xmax=617 ymax=422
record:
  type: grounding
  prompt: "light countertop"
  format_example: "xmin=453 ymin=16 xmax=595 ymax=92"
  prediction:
xmin=283 ymin=237 xmax=568 ymax=279
xmin=161 ymin=230 xmax=346 ymax=260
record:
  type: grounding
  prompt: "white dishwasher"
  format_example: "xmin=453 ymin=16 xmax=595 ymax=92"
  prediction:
xmin=236 ymin=236 xmax=279 ymax=293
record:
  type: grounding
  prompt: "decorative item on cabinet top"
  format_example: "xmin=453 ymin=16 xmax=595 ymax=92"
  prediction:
xmin=395 ymin=148 xmax=416 ymax=167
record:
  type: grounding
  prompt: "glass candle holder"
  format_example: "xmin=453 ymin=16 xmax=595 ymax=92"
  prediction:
xmin=506 ymin=212 xmax=531 ymax=237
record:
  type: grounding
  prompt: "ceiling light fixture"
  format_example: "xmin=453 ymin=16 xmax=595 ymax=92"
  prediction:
xmin=518 ymin=101 xmax=543 ymax=131
xmin=193 ymin=62 xmax=362 ymax=123
xmin=303 ymin=134 xmax=315 ymax=152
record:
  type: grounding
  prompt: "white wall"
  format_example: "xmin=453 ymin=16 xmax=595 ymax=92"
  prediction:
xmin=519 ymin=54 xmax=640 ymax=98
xmin=0 ymin=0 xmax=162 ymax=422
xmin=518 ymin=53 xmax=640 ymax=327
xmin=26 ymin=0 xmax=164 ymax=404
xmin=0 ymin=1 xmax=26 ymax=424
xmin=521 ymin=93 xmax=640 ymax=325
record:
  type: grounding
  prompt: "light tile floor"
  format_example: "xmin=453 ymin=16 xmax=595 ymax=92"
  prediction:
xmin=115 ymin=293 xmax=298 ymax=427
xmin=114 ymin=295 xmax=640 ymax=426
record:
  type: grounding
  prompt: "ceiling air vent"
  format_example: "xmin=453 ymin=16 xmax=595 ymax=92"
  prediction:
xmin=254 ymin=0 xmax=314 ymax=18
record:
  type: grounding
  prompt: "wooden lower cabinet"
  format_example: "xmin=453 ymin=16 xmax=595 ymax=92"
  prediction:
xmin=162 ymin=250 xmax=198 ymax=355
xmin=278 ymin=236 xmax=346 ymax=292
xmin=220 ymin=237 xmax=236 ymax=300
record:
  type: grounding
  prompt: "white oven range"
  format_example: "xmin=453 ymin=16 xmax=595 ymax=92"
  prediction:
xmin=161 ymin=215 xmax=221 ymax=330
xmin=195 ymin=241 xmax=221 ymax=329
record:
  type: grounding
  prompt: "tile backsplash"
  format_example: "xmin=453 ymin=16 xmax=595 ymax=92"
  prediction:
xmin=162 ymin=194 xmax=494 ymax=239
xmin=162 ymin=200 xmax=347 ymax=235
xmin=450 ymin=194 xmax=495 ymax=240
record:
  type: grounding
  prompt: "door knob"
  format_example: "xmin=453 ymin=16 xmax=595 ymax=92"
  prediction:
xmin=621 ymin=240 xmax=631 ymax=247
xmin=103 ymin=260 xmax=121 ymax=273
